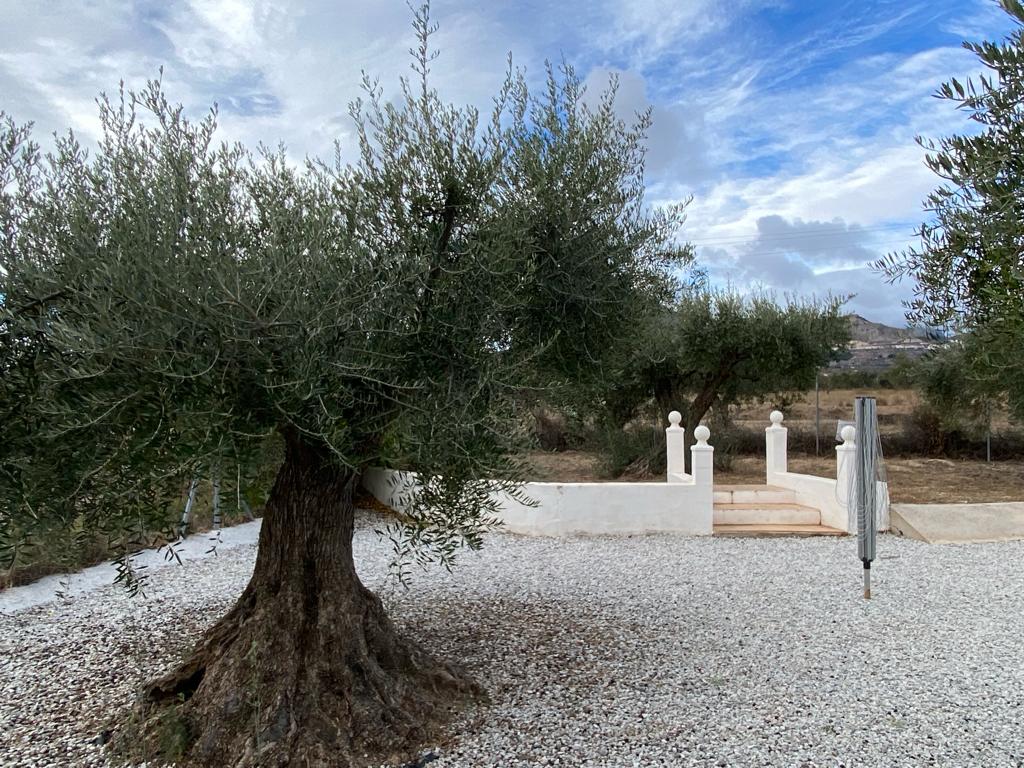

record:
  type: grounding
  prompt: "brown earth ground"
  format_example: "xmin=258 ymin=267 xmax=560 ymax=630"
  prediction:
xmin=733 ymin=387 xmax=922 ymax=434
xmin=525 ymin=451 xmax=1024 ymax=504
xmin=734 ymin=387 xmax=1018 ymax=433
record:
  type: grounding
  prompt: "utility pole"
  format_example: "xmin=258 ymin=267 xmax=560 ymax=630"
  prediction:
xmin=815 ymin=371 xmax=821 ymax=456
xmin=986 ymin=400 xmax=992 ymax=463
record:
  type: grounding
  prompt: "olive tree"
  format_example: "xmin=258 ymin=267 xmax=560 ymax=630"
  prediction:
xmin=0 ymin=12 xmax=688 ymax=767
xmin=907 ymin=333 xmax=1003 ymax=437
xmin=877 ymin=0 xmax=1024 ymax=419
xmin=604 ymin=292 xmax=849 ymax=449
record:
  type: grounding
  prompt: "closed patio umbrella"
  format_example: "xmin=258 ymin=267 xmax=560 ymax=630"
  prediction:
xmin=855 ymin=396 xmax=880 ymax=599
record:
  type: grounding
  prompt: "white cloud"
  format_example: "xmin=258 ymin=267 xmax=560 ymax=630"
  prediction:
xmin=941 ymin=0 xmax=1012 ymax=41
xmin=0 ymin=0 xmax=530 ymax=162
xmin=583 ymin=67 xmax=712 ymax=183
xmin=0 ymin=0 xmax=1014 ymax=327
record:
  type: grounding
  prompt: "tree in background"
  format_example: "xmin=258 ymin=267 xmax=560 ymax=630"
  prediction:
xmin=0 ymin=9 xmax=688 ymax=765
xmin=604 ymin=292 xmax=849 ymax=460
xmin=877 ymin=0 xmax=1024 ymax=420
xmin=903 ymin=334 xmax=1004 ymax=452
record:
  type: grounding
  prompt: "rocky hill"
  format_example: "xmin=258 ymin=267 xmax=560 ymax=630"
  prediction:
xmin=831 ymin=314 xmax=944 ymax=371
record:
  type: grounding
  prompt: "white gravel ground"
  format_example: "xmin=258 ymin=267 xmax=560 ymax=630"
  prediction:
xmin=2 ymin=513 xmax=1023 ymax=767
xmin=0 ymin=521 xmax=262 ymax=614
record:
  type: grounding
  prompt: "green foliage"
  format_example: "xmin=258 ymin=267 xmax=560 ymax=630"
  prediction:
xmin=155 ymin=701 xmax=192 ymax=762
xmin=0 ymin=9 xmax=688 ymax=577
xmin=605 ymin=291 xmax=850 ymax=432
xmin=904 ymin=335 xmax=1001 ymax=437
xmin=877 ymin=0 xmax=1024 ymax=420
xmin=822 ymin=356 xmax=918 ymax=390
xmin=592 ymin=422 xmax=666 ymax=479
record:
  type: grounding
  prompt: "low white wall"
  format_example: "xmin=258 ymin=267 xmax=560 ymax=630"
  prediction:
xmin=363 ymin=467 xmax=418 ymax=511
xmin=768 ymin=470 xmax=848 ymax=531
xmin=362 ymin=468 xmax=714 ymax=537
xmin=768 ymin=469 xmax=888 ymax=533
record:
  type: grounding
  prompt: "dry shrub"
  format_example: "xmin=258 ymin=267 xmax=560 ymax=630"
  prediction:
xmin=533 ymin=409 xmax=570 ymax=451
xmin=593 ymin=423 xmax=666 ymax=478
xmin=532 ymin=408 xmax=589 ymax=452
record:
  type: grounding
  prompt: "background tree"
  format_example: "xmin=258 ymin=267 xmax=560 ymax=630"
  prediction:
xmin=877 ymin=0 xmax=1024 ymax=420
xmin=603 ymin=292 xmax=849 ymax=465
xmin=913 ymin=338 xmax=998 ymax=428
xmin=0 ymin=10 xmax=689 ymax=767
xmin=900 ymin=333 xmax=1004 ymax=454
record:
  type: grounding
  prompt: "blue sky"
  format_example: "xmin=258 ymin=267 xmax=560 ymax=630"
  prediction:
xmin=0 ymin=0 xmax=1014 ymax=325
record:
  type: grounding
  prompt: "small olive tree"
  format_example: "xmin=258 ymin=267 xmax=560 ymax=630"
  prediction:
xmin=604 ymin=292 xmax=849 ymax=451
xmin=0 ymin=12 xmax=688 ymax=767
xmin=907 ymin=334 xmax=1003 ymax=438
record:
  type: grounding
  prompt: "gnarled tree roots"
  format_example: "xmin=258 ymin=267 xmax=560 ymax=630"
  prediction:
xmin=119 ymin=436 xmax=481 ymax=767
xmin=123 ymin=577 xmax=478 ymax=767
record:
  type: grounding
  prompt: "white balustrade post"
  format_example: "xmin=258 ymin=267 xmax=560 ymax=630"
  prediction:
xmin=690 ymin=425 xmax=714 ymax=488
xmin=666 ymin=410 xmax=686 ymax=483
xmin=836 ymin=425 xmax=857 ymax=533
xmin=765 ymin=410 xmax=788 ymax=481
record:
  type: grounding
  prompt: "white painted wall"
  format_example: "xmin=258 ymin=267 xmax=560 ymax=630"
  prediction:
xmin=363 ymin=411 xmax=895 ymax=538
xmin=363 ymin=465 xmax=714 ymax=537
xmin=363 ymin=416 xmax=716 ymax=537
xmin=363 ymin=467 xmax=418 ymax=511
xmin=765 ymin=416 xmax=889 ymax=533
xmin=490 ymin=480 xmax=713 ymax=536
xmin=767 ymin=469 xmax=851 ymax=531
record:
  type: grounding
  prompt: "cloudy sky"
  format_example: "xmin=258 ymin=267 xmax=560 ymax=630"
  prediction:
xmin=0 ymin=0 xmax=1014 ymax=325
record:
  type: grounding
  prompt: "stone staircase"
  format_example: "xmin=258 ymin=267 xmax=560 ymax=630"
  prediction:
xmin=713 ymin=485 xmax=846 ymax=537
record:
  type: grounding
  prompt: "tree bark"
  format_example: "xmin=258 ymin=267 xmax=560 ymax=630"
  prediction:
xmin=124 ymin=431 xmax=478 ymax=767
xmin=681 ymin=361 xmax=744 ymax=472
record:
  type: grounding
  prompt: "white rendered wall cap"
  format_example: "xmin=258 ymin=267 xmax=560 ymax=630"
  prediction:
xmin=769 ymin=410 xmax=784 ymax=426
xmin=840 ymin=425 xmax=857 ymax=445
xmin=694 ymin=425 xmax=711 ymax=445
xmin=668 ymin=411 xmax=682 ymax=427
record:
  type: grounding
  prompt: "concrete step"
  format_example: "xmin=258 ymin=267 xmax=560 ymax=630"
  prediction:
xmin=713 ymin=524 xmax=847 ymax=538
xmin=713 ymin=503 xmax=821 ymax=526
xmin=713 ymin=484 xmax=796 ymax=505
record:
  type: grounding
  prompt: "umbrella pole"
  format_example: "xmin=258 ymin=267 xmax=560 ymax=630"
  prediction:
xmin=855 ymin=396 xmax=878 ymax=601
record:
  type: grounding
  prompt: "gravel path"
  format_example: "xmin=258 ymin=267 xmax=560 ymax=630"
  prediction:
xmin=2 ymin=513 xmax=1023 ymax=767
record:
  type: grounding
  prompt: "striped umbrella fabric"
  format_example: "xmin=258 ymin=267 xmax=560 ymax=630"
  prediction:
xmin=855 ymin=396 xmax=879 ymax=599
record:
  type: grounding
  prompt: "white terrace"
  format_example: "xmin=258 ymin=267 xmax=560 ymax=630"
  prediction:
xmin=364 ymin=410 xmax=890 ymax=538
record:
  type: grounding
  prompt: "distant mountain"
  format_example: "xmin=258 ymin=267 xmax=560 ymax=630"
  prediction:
xmin=831 ymin=314 xmax=944 ymax=371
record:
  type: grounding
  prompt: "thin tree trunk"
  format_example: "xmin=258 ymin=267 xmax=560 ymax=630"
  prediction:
xmin=682 ymin=364 xmax=739 ymax=472
xmin=125 ymin=430 xmax=478 ymax=767
xmin=211 ymin=466 xmax=221 ymax=530
xmin=179 ymin=477 xmax=199 ymax=538
xmin=683 ymin=391 xmax=718 ymax=474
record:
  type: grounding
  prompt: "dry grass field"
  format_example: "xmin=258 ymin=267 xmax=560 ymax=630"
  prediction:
xmin=525 ymin=387 xmax=1024 ymax=503
xmin=525 ymin=450 xmax=1024 ymax=503
xmin=733 ymin=388 xmax=920 ymax=434
xmin=718 ymin=455 xmax=1024 ymax=503
xmin=735 ymin=387 xmax=1020 ymax=433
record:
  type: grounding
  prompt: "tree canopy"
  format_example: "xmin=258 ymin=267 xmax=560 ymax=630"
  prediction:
xmin=0 ymin=9 xmax=690 ymax=765
xmin=0 ymin=56 xmax=687 ymax=574
xmin=877 ymin=0 xmax=1024 ymax=419
xmin=603 ymin=292 xmax=849 ymax=436
xmin=906 ymin=333 xmax=1003 ymax=437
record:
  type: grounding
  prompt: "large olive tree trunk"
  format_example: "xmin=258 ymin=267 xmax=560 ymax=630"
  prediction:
xmin=128 ymin=432 xmax=477 ymax=767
